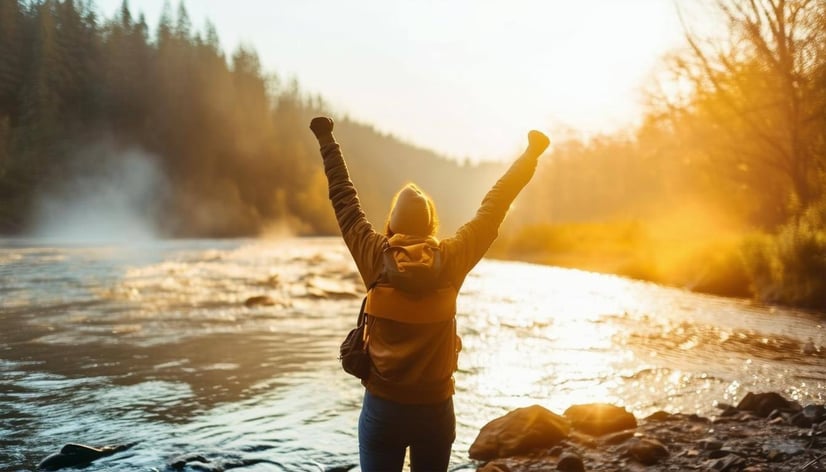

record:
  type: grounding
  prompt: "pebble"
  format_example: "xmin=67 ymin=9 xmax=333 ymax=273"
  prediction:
xmin=699 ymin=438 xmax=723 ymax=450
xmin=627 ymin=438 xmax=669 ymax=465
xmin=243 ymin=295 xmax=276 ymax=307
xmin=557 ymin=452 xmax=585 ymax=472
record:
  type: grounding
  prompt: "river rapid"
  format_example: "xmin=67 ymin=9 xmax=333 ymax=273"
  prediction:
xmin=1 ymin=238 xmax=824 ymax=471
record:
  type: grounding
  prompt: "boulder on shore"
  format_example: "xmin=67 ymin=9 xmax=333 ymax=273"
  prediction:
xmin=563 ymin=403 xmax=637 ymax=436
xmin=469 ymin=391 xmax=825 ymax=471
xmin=469 ymin=405 xmax=570 ymax=461
xmin=736 ymin=392 xmax=800 ymax=417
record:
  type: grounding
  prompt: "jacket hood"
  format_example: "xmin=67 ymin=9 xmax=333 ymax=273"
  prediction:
xmin=383 ymin=234 xmax=442 ymax=293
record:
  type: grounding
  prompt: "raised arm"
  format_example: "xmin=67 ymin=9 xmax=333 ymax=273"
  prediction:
xmin=441 ymin=130 xmax=550 ymax=285
xmin=310 ymin=117 xmax=386 ymax=287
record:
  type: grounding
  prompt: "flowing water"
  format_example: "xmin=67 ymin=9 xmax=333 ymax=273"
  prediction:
xmin=1 ymin=237 xmax=824 ymax=471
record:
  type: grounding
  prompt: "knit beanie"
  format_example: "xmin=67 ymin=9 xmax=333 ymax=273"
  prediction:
xmin=388 ymin=184 xmax=433 ymax=236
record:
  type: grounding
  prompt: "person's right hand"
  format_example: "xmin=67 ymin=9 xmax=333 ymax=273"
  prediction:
xmin=310 ymin=117 xmax=334 ymax=139
xmin=526 ymin=130 xmax=550 ymax=156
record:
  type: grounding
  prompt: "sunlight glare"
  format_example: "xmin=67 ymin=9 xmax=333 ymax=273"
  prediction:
xmin=460 ymin=262 xmax=641 ymax=411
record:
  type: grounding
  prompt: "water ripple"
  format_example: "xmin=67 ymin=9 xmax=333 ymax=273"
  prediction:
xmin=1 ymin=237 xmax=824 ymax=470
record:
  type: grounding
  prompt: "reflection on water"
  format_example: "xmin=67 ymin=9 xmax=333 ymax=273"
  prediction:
xmin=1 ymin=238 xmax=824 ymax=470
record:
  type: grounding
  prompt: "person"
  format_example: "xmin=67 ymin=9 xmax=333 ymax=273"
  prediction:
xmin=309 ymin=116 xmax=549 ymax=472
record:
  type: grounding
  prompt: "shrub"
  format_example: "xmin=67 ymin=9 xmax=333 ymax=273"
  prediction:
xmin=741 ymin=200 xmax=826 ymax=310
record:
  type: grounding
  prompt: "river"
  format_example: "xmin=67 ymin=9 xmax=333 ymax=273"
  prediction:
xmin=1 ymin=237 xmax=824 ymax=471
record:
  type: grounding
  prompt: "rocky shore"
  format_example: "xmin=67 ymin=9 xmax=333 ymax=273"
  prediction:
xmin=470 ymin=392 xmax=826 ymax=472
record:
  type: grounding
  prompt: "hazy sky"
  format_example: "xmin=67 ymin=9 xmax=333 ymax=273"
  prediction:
xmin=96 ymin=0 xmax=690 ymax=161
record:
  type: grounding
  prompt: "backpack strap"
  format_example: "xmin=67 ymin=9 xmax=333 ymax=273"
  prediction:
xmin=358 ymin=278 xmax=381 ymax=342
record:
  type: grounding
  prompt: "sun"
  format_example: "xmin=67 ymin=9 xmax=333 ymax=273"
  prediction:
xmin=532 ymin=1 xmax=685 ymax=130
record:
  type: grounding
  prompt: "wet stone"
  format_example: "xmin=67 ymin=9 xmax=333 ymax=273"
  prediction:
xmin=736 ymin=392 xmax=800 ymax=418
xmin=789 ymin=405 xmax=826 ymax=428
xmin=802 ymin=405 xmax=826 ymax=422
xmin=766 ymin=449 xmax=786 ymax=462
xmin=470 ymin=393 xmax=826 ymax=471
xmin=627 ymin=438 xmax=669 ymax=465
xmin=600 ymin=429 xmax=635 ymax=446
xmin=469 ymin=405 xmax=570 ymax=460
xmin=557 ymin=452 xmax=585 ymax=472
xmin=564 ymin=404 xmax=637 ymax=436
xmin=720 ymin=406 xmax=740 ymax=417
xmin=479 ymin=462 xmax=512 ymax=472
xmin=687 ymin=413 xmax=710 ymax=423
xmin=708 ymin=454 xmax=746 ymax=471
xmin=243 ymin=295 xmax=276 ymax=307
xmin=644 ymin=411 xmax=672 ymax=422
xmin=791 ymin=412 xmax=814 ymax=428
xmin=708 ymin=449 xmax=735 ymax=459
xmin=761 ymin=441 xmax=805 ymax=459
xmin=699 ymin=438 xmax=723 ymax=451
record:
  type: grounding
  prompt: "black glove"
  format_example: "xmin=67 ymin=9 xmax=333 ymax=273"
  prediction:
xmin=310 ymin=117 xmax=334 ymax=139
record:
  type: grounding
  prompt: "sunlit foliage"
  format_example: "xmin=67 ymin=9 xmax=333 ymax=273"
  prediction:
xmin=496 ymin=0 xmax=826 ymax=308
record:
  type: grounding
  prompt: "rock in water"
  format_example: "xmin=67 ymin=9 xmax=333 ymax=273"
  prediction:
xmin=167 ymin=453 xmax=280 ymax=471
xmin=802 ymin=339 xmax=816 ymax=355
xmin=563 ymin=403 xmax=637 ymax=436
xmin=169 ymin=453 xmax=209 ymax=469
xmin=469 ymin=405 xmax=570 ymax=460
xmin=243 ymin=295 xmax=276 ymax=307
xmin=735 ymin=392 xmax=799 ymax=417
xmin=38 ymin=443 xmax=135 ymax=470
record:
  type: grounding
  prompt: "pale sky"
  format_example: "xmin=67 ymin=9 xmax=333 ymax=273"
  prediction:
xmin=96 ymin=0 xmax=690 ymax=161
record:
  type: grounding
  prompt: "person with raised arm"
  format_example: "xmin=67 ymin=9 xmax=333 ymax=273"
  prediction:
xmin=310 ymin=116 xmax=549 ymax=472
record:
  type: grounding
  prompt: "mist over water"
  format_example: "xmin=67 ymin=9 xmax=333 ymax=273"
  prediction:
xmin=29 ymin=148 xmax=166 ymax=243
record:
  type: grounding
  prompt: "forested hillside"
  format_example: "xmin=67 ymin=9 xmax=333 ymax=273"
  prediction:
xmin=0 ymin=0 xmax=505 ymax=237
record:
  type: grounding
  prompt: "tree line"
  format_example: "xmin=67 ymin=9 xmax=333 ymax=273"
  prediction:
xmin=0 ymin=0 xmax=504 ymax=237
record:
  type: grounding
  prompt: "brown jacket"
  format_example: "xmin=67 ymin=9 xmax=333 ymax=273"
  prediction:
xmin=320 ymin=140 xmax=541 ymax=404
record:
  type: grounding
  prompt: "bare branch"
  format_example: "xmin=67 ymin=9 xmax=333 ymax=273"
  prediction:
xmin=683 ymin=32 xmax=790 ymax=159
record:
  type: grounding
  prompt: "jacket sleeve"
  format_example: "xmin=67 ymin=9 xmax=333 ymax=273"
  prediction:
xmin=441 ymin=150 xmax=540 ymax=286
xmin=320 ymin=140 xmax=386 ymax=287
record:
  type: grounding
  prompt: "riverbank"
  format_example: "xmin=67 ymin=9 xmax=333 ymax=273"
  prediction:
xmin=490 ymin=220 xmax=750 ymax=297
xmin=470 ymin=392 xmax=826 ymax=472
xmin=490 ymin=218 xmax=826 ymax=315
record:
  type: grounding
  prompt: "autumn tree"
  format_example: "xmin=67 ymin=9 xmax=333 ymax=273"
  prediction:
xmin=666 ymin=0 xmax=826 ymax=227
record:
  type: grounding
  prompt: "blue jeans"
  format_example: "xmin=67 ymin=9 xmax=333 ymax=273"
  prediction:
xmin=358 ymin=390 xmax=455 ymax=472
